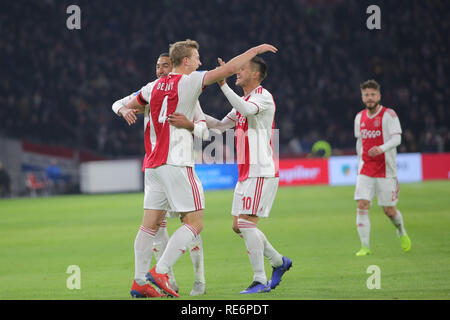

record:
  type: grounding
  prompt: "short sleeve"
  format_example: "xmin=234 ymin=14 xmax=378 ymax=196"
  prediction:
xmin=183 ymin=71 xmax=207 ymax=98
xmin=138 ymin=80 xmax=157 ymax=105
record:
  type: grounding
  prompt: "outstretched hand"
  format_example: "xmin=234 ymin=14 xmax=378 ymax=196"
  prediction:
xmin=255 ymin=44 xmax=278 ymax=55
xmin=216 ymin=58 xmax=226 ymax=86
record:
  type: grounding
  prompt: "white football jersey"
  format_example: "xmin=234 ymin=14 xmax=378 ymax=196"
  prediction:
xmin=137 ymin=71 xmax=206 ymax=168
xmin=226 ymin=86 xmax=279 ymax=181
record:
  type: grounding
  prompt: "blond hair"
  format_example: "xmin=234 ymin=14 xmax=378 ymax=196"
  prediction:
xmin=360 ymin=79 xmax=380 ymax=91
xmin=169 ymin=39 xmax=200 ymax=67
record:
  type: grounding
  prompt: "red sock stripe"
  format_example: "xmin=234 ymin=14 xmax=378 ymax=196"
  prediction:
xmin=252 ymin=178 xmax=264 ymax=215
xmin=357 ymin=209 xmax=369 ymax=215
xmin=237 ymin=219 xmax=257 ymax=229
xmin=184 ymin=224 xmax=198 ymax=237
xmin=160 ymin=221 xmax=167 ymax=228
xmin=139 ymin=225 xmax=157 ymax=237
xmin=187 ymin=167 xmax=201 ymax=210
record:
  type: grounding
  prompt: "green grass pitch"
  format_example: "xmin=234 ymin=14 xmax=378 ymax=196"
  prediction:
xmin=0 ymin=181 xmax=449 ymax=300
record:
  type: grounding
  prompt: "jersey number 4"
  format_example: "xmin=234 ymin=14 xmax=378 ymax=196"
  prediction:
xmin=158 ymin=96 xmax=168 ymax=124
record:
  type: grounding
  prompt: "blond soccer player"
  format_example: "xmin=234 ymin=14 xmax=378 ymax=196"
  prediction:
xmin=119 ymin=40 xmax=277 ymax=297
xmin=112 ymin=53 xmax=208 ymax=297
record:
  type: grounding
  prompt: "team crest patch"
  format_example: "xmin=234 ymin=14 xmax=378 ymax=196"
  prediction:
xmin=374 ymin=118 xmax=381 ymax=127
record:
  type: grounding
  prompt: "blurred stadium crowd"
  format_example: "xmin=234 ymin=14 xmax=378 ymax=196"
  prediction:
xmin=0 ymin=0 xmax=448 ymax=158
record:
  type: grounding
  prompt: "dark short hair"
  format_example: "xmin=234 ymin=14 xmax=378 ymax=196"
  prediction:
xmin=250 ymin=56 xmax=267 ymax=82
xmin=360 ymin=79 xmax=380 ymax=91
xmin=159 ymin=52 xmax=169 ymax=58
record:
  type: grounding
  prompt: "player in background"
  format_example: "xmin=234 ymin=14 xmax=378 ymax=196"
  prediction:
xmin=202 ymin=56 xmax=292 ymax=294
xmin=120 ymin=40 xmax=278 ymax=297
xmin=354 ymin=79 xmax=412 ymax=256
xmin=112 ymin=53 xmax=207 ymax=297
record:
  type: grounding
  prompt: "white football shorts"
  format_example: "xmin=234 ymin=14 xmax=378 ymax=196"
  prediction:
xmin=354 ymin=174 xmax=399 ymax=206
xmin=144 ymin=165 xmax=205 ymax=213
xmin=231 ymin=177 xmax=279 ymax=218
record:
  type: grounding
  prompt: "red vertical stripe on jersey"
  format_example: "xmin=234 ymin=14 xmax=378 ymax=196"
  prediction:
xmin=360 ymin=107 xmax=387 ymax=177
xmin=144 ymin=74 xmax=182 ymax=169
xmin=235 ymin=100 xmax=250 ymax=181
xmin=143 ymin=111 xmax=152 ymax=172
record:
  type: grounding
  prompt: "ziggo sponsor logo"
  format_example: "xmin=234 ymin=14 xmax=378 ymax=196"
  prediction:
xmin=361 ymin=129 xmax=381 ymax=139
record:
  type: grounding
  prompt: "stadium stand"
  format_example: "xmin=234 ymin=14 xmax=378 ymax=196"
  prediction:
xmin=0 ymin=0 xmax=448 ymax=158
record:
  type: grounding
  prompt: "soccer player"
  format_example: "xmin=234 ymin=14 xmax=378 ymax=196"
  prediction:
xmin=112 ymin=53 xmax=208 ymax=297
xmin=354 ymin=79 xmax=412 ymax=256
xmin=202 ymin=56 xmax=292 ymax=294
xmin=119 ymin=40 xmax=277 ymax=297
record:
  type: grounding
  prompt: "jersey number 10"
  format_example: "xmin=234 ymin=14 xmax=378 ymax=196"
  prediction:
xmin=242 ymin=196 xmax=252 ymax=210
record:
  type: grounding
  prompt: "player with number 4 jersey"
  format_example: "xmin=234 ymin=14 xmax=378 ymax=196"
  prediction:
xmin=117 ymin=39 xmax=278 ymax=297
xmin=112 ymin=53 xmax=208 ymax=297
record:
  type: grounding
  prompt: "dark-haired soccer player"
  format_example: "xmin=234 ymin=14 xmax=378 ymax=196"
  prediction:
xmin=203 ymin=56 xmax=292 ymax=294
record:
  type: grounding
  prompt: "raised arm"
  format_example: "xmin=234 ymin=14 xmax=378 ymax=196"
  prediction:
xmin=202 ymin=44 xmax=277 ymax=87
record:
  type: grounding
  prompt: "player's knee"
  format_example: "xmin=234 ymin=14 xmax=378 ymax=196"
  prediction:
xmin=382 ymin=206 xmax=396 ymax=217
xmin=195 ymin=222 xmax=203 ymax=234
xmin=357 ymin=200 xmax=370 ymax=210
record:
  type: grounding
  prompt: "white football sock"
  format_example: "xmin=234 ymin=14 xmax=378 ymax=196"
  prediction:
xmin=356 ymin=209 xmax=370 ymax=248
xmin=155 ymin=224 xmax=197 ymax=274
xmin=188 ymin=234 xmax=205 ymax=283
xmin=153 ymin=220 xmax=177 ymax=285
xmin=256 ymin=229 xmax=283 ymax=268
xmin=390 ymin=209 xmax=406 ymax=236
xmin=134 ymin=225 xmax=157 ymax=282
xmin=238 ymin=219 xmax=267 ymax=284
xmin=153 ymin=220 xmax=169 ymax=261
